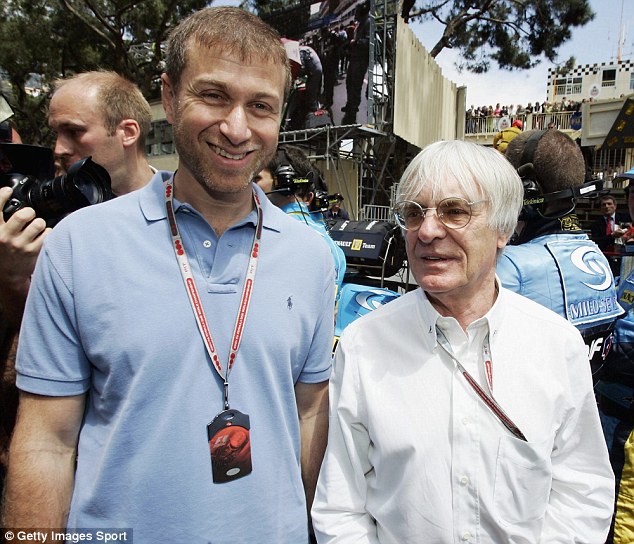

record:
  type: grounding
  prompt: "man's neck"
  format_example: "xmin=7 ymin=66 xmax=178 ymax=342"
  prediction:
xmin=112 ymin=159 xmax=155 ymax=196
xmin=173 ymin=173 xmax=254 ymax=237
xmin=427 ymin=280 xmax=499 ymax=332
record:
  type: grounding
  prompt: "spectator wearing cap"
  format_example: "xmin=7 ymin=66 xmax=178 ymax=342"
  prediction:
xmin=324 ymin=193 xmax=350 ymax=220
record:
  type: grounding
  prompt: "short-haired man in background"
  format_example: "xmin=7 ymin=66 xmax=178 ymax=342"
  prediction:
xmin=0 ymin=70 xmax=155 ymax=497
xmin=590 ymin=194 xmax=631 ymax=253
xmin=498 ymin=129 xmax=622 ymax=382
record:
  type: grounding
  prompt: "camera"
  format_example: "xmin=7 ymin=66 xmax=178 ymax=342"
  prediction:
xmin=1 ymin=144 xmax=113 ymax=227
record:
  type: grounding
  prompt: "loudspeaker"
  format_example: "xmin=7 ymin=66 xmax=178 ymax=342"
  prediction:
xmin=328 ymin=220 xmax=406 ymax=277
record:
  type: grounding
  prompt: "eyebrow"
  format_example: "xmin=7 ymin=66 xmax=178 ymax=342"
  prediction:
xmin=193 ymin=78 xmax=282 ymax=102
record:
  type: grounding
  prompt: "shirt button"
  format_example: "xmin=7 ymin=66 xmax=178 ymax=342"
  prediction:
xmin=461 ymin=532 xmax=472 ymax=541
xmin=462 ymin=417 xmax=469 ymax=425
xmin=460 ymin=476 xmax=469 ymax=486
xmin=203 ymin=240 xmax=212 ymax=248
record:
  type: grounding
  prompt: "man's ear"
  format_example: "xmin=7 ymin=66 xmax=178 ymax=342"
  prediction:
xmin=305 ymin=191 xmax=314 ymax=205
xmin=118 ymin=119 xmax=141 ymax=149
xmin=162 ymin=74 xmax=175 ymax=124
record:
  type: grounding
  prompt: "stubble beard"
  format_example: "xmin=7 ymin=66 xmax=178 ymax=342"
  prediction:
xmin=173 ymin=121 xmax=275 ymax=197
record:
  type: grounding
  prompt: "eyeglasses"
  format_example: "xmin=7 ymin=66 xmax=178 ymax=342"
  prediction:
xmin=393 ymin=197 xmax=487 ymax=230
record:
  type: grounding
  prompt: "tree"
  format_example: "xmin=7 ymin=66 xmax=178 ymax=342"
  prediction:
xmin=0 ymin=0 xmax=208 ymax=145
xmin=401 ymin=0 xmax=594 ymax=74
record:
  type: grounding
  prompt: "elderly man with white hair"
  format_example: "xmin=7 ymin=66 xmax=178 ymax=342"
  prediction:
xmin=312 ymin=140 xmax=614 ymax=544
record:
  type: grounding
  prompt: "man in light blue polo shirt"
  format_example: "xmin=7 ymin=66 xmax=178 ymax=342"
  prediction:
xmin=3 ymin=8 xmax=335 ymax=543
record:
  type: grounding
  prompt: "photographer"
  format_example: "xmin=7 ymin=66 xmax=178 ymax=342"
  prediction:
xmin=0 ymin=70 xmax=156 ymax=497
xmin=0 ymin=70 xmax=155 ymax=322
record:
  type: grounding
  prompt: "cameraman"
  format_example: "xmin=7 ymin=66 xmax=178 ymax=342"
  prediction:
xmin=0 ymin=71 xmax=155 ymax=324
xmin=0 ymin=70 xmax=156 ymax=495
xmin=498 ymin=129 xmax=622 ymax=378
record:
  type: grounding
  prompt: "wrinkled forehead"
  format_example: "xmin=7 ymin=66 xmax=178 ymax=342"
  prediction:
xmin=401 ymin=174 xmax=484 ymax=205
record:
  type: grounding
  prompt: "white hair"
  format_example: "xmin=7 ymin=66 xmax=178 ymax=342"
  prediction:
xmin=396 ymin=140 xmax=523 ymax=239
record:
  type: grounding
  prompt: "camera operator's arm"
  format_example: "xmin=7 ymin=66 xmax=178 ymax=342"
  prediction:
xmin=1 ymin=391 xmax=85 ymax=528
xmin=0 ymin=187 xmax=51 ymax=327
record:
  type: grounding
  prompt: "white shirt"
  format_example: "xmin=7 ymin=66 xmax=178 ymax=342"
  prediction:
xmin=312 ymin=284 xmax=614 ymax=544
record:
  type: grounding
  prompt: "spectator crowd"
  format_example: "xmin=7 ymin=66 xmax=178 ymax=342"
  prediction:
xmin=466 ymin=97 xmax=585 ymax=134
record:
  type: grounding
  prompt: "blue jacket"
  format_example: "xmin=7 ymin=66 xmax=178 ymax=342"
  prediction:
xmin=595 ymin=270 xmax=634 ymax=408
xmin=498 ymin=232 xmax=622 ymax=379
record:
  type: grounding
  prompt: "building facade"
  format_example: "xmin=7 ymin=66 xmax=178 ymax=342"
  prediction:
xmin=548 ymin=60 xmax=634 ymax=103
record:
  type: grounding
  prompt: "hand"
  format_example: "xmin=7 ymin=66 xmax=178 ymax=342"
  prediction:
xmin=0 ymin=187 xmax=51 ymax=310
xmin=622 ymin=225 xmax=634 ymax=243
xmin=614 ymin=225 xmax=627 ymax=239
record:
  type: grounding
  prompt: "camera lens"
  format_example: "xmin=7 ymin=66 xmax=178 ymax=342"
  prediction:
xmin=2 ymin=156 xmax=113 ymax=226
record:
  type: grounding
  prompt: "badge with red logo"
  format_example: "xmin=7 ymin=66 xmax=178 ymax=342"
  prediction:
xmin=207 ymin=409 xmax=252 ymax=483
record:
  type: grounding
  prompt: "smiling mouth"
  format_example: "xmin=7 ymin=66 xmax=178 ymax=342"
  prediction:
xmin=210 ymin=144 xmax=248 ymax=160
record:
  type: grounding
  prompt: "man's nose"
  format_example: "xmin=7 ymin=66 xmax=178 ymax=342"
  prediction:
xmin=219 ymin=105 xmax=252 ymax=145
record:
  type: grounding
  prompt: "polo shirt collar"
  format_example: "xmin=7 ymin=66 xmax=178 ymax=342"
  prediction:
xmin=139 ymin=170 xmax=283 ymax=233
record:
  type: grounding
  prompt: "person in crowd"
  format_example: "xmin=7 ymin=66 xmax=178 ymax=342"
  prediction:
xmin=324 ymin=193 xmax=350 ymax=220
xmin=341 ymin=1 xmax=370 ymax=125
xmin=318 ymin=25 xmax=342 ymax=112
xmin=0 ymin=70 xmax=155 ymax=497
xmin=498 ymin=129 xmax=622 ymax=383
xmin=492 ymin=119 xmax=523 ymax=153
xmin=590 ymin=194 xmax=631 ymax=252
xmin=595 ymin=178 xmax=634 ymax=544
xmin=311 ymin=140 xmax=614 ymax=543
xmin=255 ymin=145 xmax=346 ymax=302
xmin=2 ymin=8 xmax=335 ymax=543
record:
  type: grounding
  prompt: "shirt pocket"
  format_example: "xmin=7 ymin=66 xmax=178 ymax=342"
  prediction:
xmin=493 ymin=435 xmax=553 ymax=525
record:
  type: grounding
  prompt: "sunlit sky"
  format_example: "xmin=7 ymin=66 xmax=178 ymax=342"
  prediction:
xmin=214 ymin=0 xmax=632 ymax=110
xmin=410 ymin=0 xmax=632 ymax=108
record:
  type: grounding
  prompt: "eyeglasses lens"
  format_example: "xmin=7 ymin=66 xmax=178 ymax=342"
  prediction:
xmin=395 ymin=198 xmax=473 ymax=230
xmin=438 ymin=198 xmax=472 ymax=228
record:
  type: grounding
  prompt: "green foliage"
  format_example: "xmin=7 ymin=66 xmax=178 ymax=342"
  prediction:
xmin=0 ymin=0 xmax=208 ymax=144
xmin=404 ymin=0 xmax=593 ymax=74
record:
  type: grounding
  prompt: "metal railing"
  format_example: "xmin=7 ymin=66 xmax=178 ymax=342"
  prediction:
xmin=465 ymin=111 xmax=577 ymax=135
xmin=360 ymin=204 xmax=393 ymax=221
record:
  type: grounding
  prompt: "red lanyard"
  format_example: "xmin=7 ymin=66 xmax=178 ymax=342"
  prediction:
xmin=165 ymin=179 xmax=263 ymax=409
xmin=436 ymin=327 xmax=527 ymax=442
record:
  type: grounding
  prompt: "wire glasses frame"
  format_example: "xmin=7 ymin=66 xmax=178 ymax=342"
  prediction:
xmin=393 ymin=197 xmax=487 ymax=231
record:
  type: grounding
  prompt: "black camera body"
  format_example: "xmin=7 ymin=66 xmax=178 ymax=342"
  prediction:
xmin=1 ymin=144 xmax=113 ymax=227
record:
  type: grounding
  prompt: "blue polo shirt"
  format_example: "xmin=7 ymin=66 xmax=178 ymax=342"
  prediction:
xmin=16 ymin=172 xmax=335 ymax=543
xmin=280 ymin=200 xmax=346 ymax=301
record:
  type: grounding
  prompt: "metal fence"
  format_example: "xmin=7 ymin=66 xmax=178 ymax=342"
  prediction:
xmin=465 ymin=111 xmax=577 ymax=135
xmin=360 ymin=204 xmax=393 ymax=222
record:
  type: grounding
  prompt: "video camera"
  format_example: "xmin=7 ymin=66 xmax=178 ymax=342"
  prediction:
xmin=1 ymin=143 xmax=113 ymax=227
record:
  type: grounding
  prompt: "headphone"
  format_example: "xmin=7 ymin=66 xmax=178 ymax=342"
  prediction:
xmin=270 ymin=148 xmax=314 ymax=196
xmin=517 ymin=130 xmax=546 ymax=205
xmin=516 ymin=130 xmax=601 ymax=219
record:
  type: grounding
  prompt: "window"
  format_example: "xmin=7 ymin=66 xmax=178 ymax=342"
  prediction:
xmin=602 ymin=69 xmax=616 ymax=87
xmin=146 ymin=120 xmax=174 ymax=157
xmin=553 ymin=77 xmax=582 ymax=96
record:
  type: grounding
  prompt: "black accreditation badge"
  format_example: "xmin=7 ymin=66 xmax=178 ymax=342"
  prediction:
xmin=207 ymin=409 xmax=252 ymax=483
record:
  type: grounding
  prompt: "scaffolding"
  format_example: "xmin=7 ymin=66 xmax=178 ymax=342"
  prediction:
xmin=277 ymin=0 xmax=413 ymax=218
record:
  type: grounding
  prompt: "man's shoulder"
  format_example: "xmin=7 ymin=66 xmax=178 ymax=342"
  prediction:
xmin=501 ymin=287 xmax=579 ymax=331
